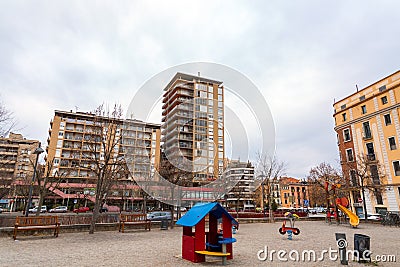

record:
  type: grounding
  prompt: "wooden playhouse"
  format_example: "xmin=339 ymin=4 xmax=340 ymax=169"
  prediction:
xmin=176 ymin=202 xmax=238 ymax=264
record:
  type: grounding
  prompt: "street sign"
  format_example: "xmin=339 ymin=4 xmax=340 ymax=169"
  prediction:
xmin=304 ymin=199 xmax=309 ymax=207
xmin=358 ymin=198 xmax=363 ymax=203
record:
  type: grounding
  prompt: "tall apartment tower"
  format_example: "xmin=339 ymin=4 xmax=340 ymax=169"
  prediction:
xmin=0 ymin=132 xmax=40 ymax=211
xmin=46 ymin=110 xmax=160 ymax=204
xmin=162 ymin=73 xmax=224 ymax=184
xmin=333 ymin=70 xmax=400 ymax=215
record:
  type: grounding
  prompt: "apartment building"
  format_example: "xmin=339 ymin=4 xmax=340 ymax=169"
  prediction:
xmin=161 ymin=72 xmax=224 ymax=185
xmin=279 ymin=177 xmax=308 ymax=209
xmin=46 ymin=110 xmax=160 ymax=207
xmin=0 ymin=132 xmax=40 ymax=211
xmin=225 ymin=160 xmax=255 ymax=211
xmin=333 ymin=70 xmax=400 ymax=214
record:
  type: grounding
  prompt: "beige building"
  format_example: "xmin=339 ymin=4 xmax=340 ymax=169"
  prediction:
xmin=225 ymin=160 xmax=255 ymax=211
xmin=46 ymin=110 xmax=160 ymax=208
xmin=0 ymin=133 xmax=40 ymax=211
xmin=333 ymin=70 xmax=400 ymax=214
xmin=279 ymin=177 xmax=308 ymax=209
xmin=161 ymin=73 xmax=225 ymax=185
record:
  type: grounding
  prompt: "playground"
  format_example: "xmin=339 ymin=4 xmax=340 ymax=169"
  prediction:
xmin=0 ymin=220 xmax=397 ymax=266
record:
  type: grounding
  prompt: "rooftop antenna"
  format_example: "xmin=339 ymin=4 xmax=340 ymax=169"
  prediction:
xmin=75 ymin=106 xmax=79 ymax=112
xmin=198 ymin=72 xmax=200 ymax=77
xmin=356 ymin=84 xmax=359 ymax=92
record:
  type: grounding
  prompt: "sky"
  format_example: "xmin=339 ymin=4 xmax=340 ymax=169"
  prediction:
xmin=1 ymin=1 xmax=399 ymax=178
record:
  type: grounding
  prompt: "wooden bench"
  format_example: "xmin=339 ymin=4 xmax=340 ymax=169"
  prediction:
xmin=13 ymin=216 xmax=60 ymax=240
xmin=119 ymin=214 xmax=151 ymax=233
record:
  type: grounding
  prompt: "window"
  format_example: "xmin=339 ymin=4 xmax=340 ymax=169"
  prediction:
xmin=363 ymin=122 xmax=372 ymax=139
xmin=393 ymin=161 xmax=400 ymax=176
xmin=346 ymin=149 xmax=354 ymax=162
xmin=359 ymin=95 xmax=365 ymax=101
xmin=389 ymin=137 xmax=397 ymax=150
xmin=366 ymin=142 xmax=375 ymax=160
xmin=384 ymin=114 xmax=392 ymax=125
xmin=350 ymin=170 xmax=358 ymax=186
xmin=381 ymin=96 xmax=388 ymax=105
xmin=343 ymin=128 xmax=351 ymax=142
xmin=342 ymin=113 xmax=347 ymax=122
xmin=370 ymin=165 xmax=380 ymax=185
xmin=375 ymin=190 xmax=383 ymax=205
xmin=361 ymin=105 xmax=367 ymax=114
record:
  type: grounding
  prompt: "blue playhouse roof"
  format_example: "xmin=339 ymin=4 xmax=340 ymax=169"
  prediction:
xmin=176 ymin=202 xmax=238 ymax=227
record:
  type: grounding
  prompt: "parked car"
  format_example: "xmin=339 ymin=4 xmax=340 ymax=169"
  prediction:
xmin=73 ymin=207 xmax=90 ymax=213
xmin=0 ymin=207 xmax=2 ymax=213
xmin=307 ymin=208 xmax=318 ymax=214
xmin=100 ymin=204 xmax=120 ymax=213
xmin=49 ymin=206 xmax=68 ymax=213
xmin=146 ymin=211 xmax=172 ymax=221
xmin=29 ymin=206 xmax=47 ymax=213
xmin=359 ymin=213 xmax=382 ymax=221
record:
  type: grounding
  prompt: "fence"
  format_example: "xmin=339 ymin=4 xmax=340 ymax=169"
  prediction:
xmin=0 ymin=213 xmax=120 ymax=228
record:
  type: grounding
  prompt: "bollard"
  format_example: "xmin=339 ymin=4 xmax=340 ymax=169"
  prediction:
xmin=354 ymin=234 xmax=370 ymax=262
xmin=335 ymin=233 xmax=348 ymax=265
xmin=160 ymin=219 xmax=168 ymax=230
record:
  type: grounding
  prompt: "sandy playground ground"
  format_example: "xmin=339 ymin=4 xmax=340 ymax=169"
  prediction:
xmin=0 ymin=221 xmax=399 ymax=267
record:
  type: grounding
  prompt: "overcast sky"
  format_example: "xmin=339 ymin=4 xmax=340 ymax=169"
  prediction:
xmin=1 ymin=1 xmax=399 ymax=178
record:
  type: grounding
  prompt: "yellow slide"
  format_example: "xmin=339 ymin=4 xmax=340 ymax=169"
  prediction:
xmin=337 ymin=204 xmax=359 ymax=227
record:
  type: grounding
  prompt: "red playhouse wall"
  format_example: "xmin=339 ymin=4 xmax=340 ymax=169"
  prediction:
xmin=194 ymin=218 xmax=206 ymax=262
xmin=222 ymin=214 xmax=233 ymax=260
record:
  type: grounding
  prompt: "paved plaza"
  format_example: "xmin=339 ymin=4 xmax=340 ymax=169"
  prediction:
xmin=0 ymin=221 xmax=398 ymax=266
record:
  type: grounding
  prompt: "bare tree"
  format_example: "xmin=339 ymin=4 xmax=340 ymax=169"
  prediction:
xmin=79 ymin=103 xmax=126 ymax=234
xmin=0 ymin=157 xmax=14 ymax=201
xmin=0 ymin=100 xmax=16 ymax=201
xmin=33 ymin=158 xmax=69 ymax=216
xmin=348 ymin=154 xmax=386 ymax=221
xmin=307 ymin=181 xmax=327 ymax=207
xmin=0 ymin=98 xmax=16 ymax=137
xmin=307 ymin=162 xmax=346 ymax=223
xmin=158 ymin=157 xmax=192 ymax=228
xmin=256 ymin=154 xmax=285 ymax=223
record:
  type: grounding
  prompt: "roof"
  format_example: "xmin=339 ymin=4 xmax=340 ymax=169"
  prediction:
xmin=176 ymin=202 xmax=238 ymax=227
xmin=164 ymin=72 xmax=223 ymax=91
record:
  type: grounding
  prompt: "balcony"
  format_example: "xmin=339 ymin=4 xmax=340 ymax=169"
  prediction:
xmin=363 ymin=134 xmax=372 ymax=141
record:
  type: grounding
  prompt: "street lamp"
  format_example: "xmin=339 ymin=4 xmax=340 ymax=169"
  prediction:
xmin=24 ymin=146 xmax=45 ymax=216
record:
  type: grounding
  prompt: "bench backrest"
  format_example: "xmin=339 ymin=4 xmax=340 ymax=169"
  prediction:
xmin=120 ymin=214 xmax=147 ymax=222
xmin=15 ymin=216 xmax=59 ymax=226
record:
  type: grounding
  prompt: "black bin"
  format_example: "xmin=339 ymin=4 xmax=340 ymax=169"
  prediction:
xmin=160 ymin=219 xmax=168 ymax=230
xmin=354 ymin=234 xmax=370 ymax=262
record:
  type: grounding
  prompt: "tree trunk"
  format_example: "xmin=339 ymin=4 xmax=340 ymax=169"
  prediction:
xmin=268 ymin=195 xmax=274 ymax=223
xmin=89 ymin=197 xmax=101 ymax=234
xmin=35 ymin=192 xmax=44 ymax=216
xmin=170 ymin=188 xmax=175 ymax=229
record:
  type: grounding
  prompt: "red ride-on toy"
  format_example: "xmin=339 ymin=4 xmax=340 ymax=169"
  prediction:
xmin=279 ymin=212 xmax=300 ymax=235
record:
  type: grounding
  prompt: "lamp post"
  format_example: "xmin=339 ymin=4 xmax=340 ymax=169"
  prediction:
xmin=24 ymin=146 xmax=45 ymax=216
